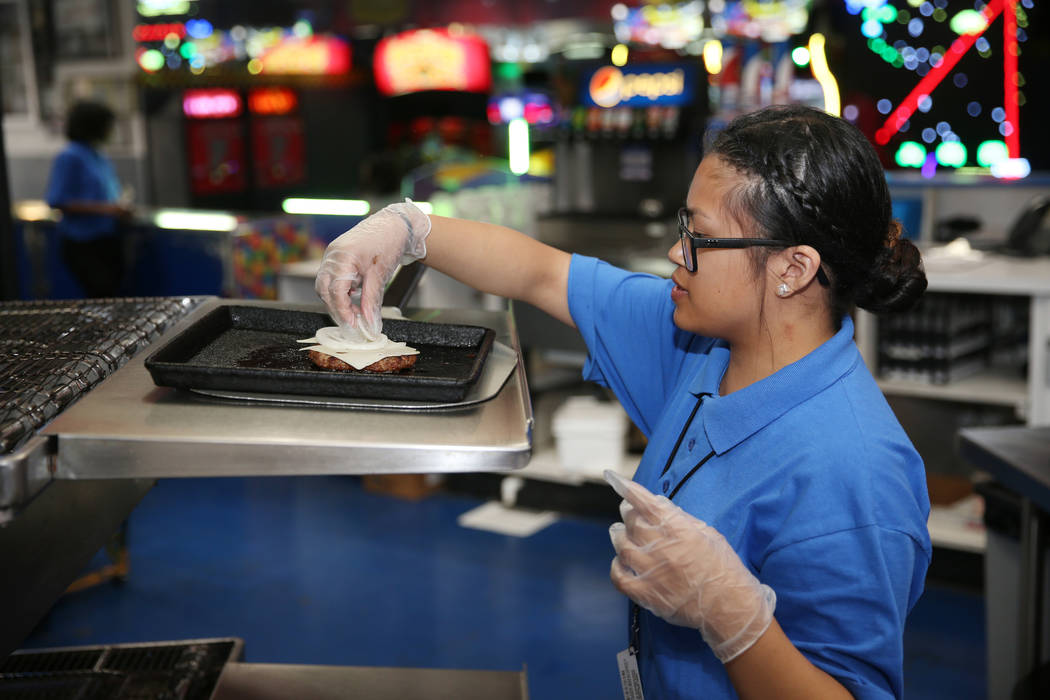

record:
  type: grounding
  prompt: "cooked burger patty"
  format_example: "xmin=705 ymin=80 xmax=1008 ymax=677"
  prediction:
xmin=308 ymin=349 xmax=417 ymax=373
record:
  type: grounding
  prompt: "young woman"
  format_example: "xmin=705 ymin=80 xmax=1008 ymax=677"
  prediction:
xmin=316 ymin=104 xmax=930 ymax=699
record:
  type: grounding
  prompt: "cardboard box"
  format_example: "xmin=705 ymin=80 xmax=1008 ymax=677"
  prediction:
xmin=362 ymin=474 xmax=441 ymax=501
xmin=927 ymin=473 xmax=974 ymax=506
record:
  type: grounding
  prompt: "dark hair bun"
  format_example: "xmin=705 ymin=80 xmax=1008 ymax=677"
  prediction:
xmin=854 ymin=234 xmax=927 ymax=313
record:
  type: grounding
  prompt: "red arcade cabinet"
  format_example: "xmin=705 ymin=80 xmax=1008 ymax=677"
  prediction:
xmin=248 ymin=86 xmax=306 ymax=189
xmin=183 ymin=88 xmax=248 ymax=197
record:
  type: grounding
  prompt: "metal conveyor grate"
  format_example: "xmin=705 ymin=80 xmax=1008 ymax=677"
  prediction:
xmin=0 ymin=297 xmax=202 ymax=455
xmin=0 ymin=638 xmax=241 ymax=700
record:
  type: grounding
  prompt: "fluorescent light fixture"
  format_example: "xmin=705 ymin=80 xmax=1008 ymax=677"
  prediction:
xmin=14 ymin=200 xmax=55 ymax=222
xmin=281 ymin=198 xmax=371 ymax=216
xmin=508 ymin=118 xmax=530 ymax=176
xmin=154 ymin=210 xmax=239 ymax=231
xmin=563 ymin=43 xmax=606 ymax=60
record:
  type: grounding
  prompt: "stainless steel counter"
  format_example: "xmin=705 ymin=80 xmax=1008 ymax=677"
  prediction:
xmin=959 ymin=426 xmax=1050 ymax=685
xmin=43 ymin=299 xmax=533 ymax=479
xmin=213 ymin=663 xmax=528 ymax=700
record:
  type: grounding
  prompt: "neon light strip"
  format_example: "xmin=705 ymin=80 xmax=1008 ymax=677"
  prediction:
xmin=281 ymin=198 xmax=370 ymax=216
xmin=875 ymin=0 xmax=1004 ymax=145
xmin=154 ymin=210 xmax=239 ymax=231
xmin=807 ymin=33 xmax=840 ymax=117
xmin=1003 ymin=0 xmax=1019 ymax=157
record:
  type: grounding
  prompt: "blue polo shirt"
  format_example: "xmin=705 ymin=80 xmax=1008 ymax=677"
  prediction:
xmin=45 ymin=142 xmax=121 ymax=241
xmin=567 ymin=255 xmax=931 ymax=700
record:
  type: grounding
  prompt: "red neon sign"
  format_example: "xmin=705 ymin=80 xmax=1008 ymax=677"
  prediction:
xmin=874 ymin=0 xmax=1019 ymax=158
xmin=133 ymin=23 xmax=186 ymax=43
xmin=183 ymin=89 xmax=243 ymax=119
xmin=249 ymin=87 xmax=298 ymax=115
xmin=373 ymin=29 xmax=491 ymax=97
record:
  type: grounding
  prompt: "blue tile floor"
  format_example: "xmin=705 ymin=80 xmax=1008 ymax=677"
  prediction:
xmin=22 ymin=476 xmax=985 ymax=699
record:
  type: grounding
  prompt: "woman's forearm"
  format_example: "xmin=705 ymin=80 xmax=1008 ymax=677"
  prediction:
xmin=423 ymin=215 xmax=574 ymax=326
xmin=725 ymin=619 xmax=855 ymax=700
xmin=58 ymin=201 xmax=125 ymax=217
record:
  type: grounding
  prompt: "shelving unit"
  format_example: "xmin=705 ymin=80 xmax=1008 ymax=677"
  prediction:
xmin=855 ymin=250 xmax=1050 ymax=553
xmin=855 ymin=251 xmax=1050 ymax=428
xmin=875 ymin=369 xmax=1027 ymax=411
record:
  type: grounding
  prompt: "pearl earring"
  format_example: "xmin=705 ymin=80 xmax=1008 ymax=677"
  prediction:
xmin=776 ymin=283 xmax=790 ymax=297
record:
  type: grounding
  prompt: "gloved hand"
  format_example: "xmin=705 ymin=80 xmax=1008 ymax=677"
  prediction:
xmin=314 ymin=200 xmax=430 ymax=339
xmin=604 ymin=469 xmax=776 ymax=664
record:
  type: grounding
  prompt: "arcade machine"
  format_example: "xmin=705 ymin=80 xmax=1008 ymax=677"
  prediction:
xmin=182 ymin=87 xmax=250 ymax=208
xmin=182 ymin=86 xmax=310 ymax=211
xmin=370 ymin=27 xmax=495 ymax=196
xmin=250 ymin=87 xmax=307 ymax=197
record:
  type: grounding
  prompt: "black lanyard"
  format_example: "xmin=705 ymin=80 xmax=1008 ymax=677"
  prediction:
xmin=629 ymin=394 xmax=714 ymax=655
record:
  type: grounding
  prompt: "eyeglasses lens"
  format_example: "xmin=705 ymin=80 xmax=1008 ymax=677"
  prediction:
xmin=678 ymin=209 xmax=695 ymax=272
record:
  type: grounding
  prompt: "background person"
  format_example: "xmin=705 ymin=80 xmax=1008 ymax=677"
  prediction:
xmin=315 ymin=104 xmax=930 ymax=699
xmin=45 ymin=99 xmax=131 ymax=298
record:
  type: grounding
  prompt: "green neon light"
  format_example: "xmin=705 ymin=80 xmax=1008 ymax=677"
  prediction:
xmin=935 ymin=141 xmax=967 ymax=168
xmin=976 ymin=140 xmax=1008 ymax=167
xmin=895 ymin=141 xmax=927 ymax=168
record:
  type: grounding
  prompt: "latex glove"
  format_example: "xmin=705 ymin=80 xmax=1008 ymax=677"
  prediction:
xmin=314 ymin=200 xmax=430 ymax=339
xmin=605 ymin=469 xmax=776 ymax=664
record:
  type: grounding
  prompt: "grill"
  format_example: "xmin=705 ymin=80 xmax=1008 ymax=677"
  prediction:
xmin=0 ymin=638 xmax=242 ymax=700
xmin=0 ymin=297 xmax=202 ymax=455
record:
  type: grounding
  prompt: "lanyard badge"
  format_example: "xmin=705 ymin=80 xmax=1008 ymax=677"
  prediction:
xmin=616 ymin=648 xmax=645 ymax=700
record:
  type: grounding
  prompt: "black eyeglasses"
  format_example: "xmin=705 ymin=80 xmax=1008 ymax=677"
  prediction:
xmin=676 ymin=208 xmax=831 ymax=286
xmin=676 ymin=207 xmax=784 ymax=273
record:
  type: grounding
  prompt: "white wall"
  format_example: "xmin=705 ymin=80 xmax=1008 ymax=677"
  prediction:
xmin=3 ymin=0 xmax=147 ymax=203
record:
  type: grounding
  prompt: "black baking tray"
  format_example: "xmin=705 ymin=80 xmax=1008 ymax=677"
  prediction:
xmin=144 ymin=305 xmax=495 ymax=402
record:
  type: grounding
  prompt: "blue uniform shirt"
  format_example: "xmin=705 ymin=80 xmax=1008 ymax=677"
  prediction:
xmin=45 ymin=142 xmax=121 ymax=241
xmin=567 ymin=255 xmax=931 ymax=700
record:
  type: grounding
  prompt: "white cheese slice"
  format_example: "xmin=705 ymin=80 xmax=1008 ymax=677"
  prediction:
xmin=297 ymin=326 xmax=418 ymax=370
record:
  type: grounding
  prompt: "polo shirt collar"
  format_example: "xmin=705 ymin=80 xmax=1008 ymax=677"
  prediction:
xmin=690 ymin=316 xmax=860 ymax=455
